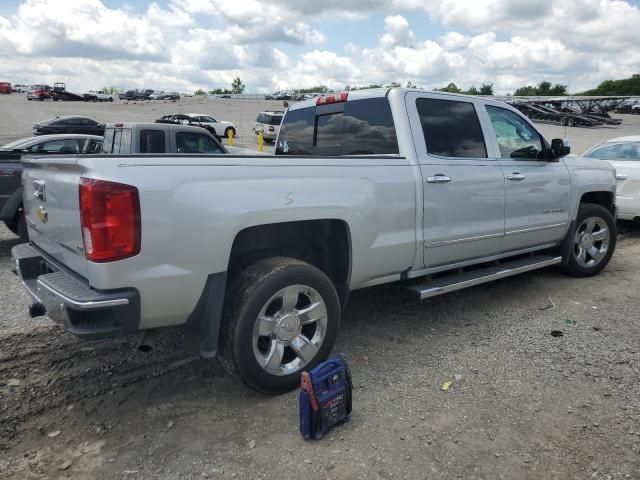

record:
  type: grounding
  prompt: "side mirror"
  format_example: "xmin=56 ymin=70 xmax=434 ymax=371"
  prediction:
xmin=550 ymin=138 xmax=571 ymax=160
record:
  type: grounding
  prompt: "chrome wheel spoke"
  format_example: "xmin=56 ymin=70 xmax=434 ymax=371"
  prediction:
xmin=592 ymin=228 xmax=608 ymax=242
xmin=297 ymin=301 xmax=326 ymax=325
xmin=263 ymin=341 xmax=285 ymax=375
xmin=574 ymin=232 xmax=582 ymax=245
xmin=584 ymin=218 xmax=597 ymax=233
xmin=281 ymin=286 xmax=300 ymax=313
xmin=290 ymin=334 xmax=318 ymax=364
xmin=577 ymin=247 xmax=587 ymax=265
xmin=256 ymin=315 xmax=276 ymax=336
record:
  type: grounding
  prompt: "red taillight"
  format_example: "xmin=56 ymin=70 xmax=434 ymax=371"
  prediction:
xmin=316 ymin=92 xmax=348 ymax=106
xmin=268 ymin=125 xmax=275 ymax=132
xmin=79 ymin=178 xmax=141 ymax=262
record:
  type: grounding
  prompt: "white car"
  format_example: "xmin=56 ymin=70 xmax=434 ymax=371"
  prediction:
xmin=186 ymin=113 xmax=236 ymax=138
xmin=86 ymin=90 xmax=115 ymax=102
xmin=584 ymin=135 xmax=640 ymax=222
xmin=252 ymin=111 xmax=284 ymax=142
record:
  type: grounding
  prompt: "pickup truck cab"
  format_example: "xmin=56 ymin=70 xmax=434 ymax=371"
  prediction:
xmin=12 ymin=89 xmax=617 ymax=394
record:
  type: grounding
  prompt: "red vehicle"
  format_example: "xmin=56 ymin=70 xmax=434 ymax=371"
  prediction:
xmin=0 ymin=82 xmax=12 ymax=94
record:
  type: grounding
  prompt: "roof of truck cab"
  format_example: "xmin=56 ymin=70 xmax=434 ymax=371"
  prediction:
xmin=287 ymin=87 xmax=512 ymax=112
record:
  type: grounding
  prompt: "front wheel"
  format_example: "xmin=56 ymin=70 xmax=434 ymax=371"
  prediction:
xmin=562 ymin=203 xmax=616 ymax=277
xmin=218 ymin=257 xmax=340 ymax=394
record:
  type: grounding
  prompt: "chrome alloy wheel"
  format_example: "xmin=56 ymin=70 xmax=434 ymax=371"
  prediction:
xmin=252 ymin=285 xmax=328 ymax=376
xmin=573 ymin=216 xmax=610 ymax=268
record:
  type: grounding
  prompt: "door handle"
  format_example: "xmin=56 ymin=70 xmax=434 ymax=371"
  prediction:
xmin=616 ymin=173 xmax=628 ymax=180
xmin=507 ymin=173 xmax=526 ymax=181
xmin=426 ymin=174 xmax=451 ymax=184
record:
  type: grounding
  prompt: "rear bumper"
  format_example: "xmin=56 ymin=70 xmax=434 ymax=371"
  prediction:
xmin=11 ymin=243 xmax=140 ymax=340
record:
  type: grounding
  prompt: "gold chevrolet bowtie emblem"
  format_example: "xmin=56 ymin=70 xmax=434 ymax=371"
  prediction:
xmin=37 ymin=206 xmax=48 ymax=223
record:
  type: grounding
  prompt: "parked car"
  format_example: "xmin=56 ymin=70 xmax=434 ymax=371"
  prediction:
xmin=253 ymin=110 xmax=284 ymax=142
xmin=614 ymin=101 xmax=640 ymax=114
xmin=102 ymin=122 xmax=227 ymax=154
xmin=33 ymin=116 xmax=105 ymax=136
xmin=163 ymin=92 xmax=180 ymax=100
xmin=0 ymin=82 xmax=12 ymax=94
xmin=26 ymin=85 xmax=52 ymax=101
xmin=584 ymin=136 xmax=640 ymax=222
xmin=155 ymin=114 xmax=221 ymax=140
xmin=11 ymin=88 xmax=617 ymax=394
xmin=13 ymin=84 xmax=29 ymax=93
xmin=149 ymin=91 xmax=166 ymax=100
xmin=84 ymin=90 xmax=115 ymax=102
xmin=185 ymin=113 xmax=236 ymax=137
xmin=265 ymin=90 xmax=293 ymax=100
xmin=0 ymin=134 xmax=103 ymax=240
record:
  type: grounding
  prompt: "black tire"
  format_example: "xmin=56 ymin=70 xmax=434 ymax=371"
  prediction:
xmin=224 ymin=127 xmax=235 ymax=138
xmin=218 ymin=257 xmax=340 ymax=394
xmin=567 ymin=118 xmax=575 ymax=127
xmin=16 ymin=214 xmax=29 ymax=242
xmin=4 ymin=220 xmax=18 ymax=235
xmin=562 ymin=203 xmax=616 ymax=277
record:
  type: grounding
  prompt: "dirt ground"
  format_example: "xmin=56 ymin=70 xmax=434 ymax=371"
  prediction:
xmin=1 ymin=94 xmax=640 ymax=479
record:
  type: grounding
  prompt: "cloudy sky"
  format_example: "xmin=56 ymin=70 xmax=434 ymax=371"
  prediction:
xmin=0 ymin=0 xmax=639 ymax=94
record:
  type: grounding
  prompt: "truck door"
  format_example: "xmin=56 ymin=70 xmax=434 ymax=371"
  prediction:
xmin=482 ymin=104 xmax=570 ymax=251
xmin=406 ymin=93 xmax=505 ymax=268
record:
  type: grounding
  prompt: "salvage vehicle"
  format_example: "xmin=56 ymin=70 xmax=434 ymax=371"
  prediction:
xmin=84 ymin=90 xmax=115 ymax=102
xmin=584 ymin=136 xmax=640 ymax=222
xmin=0 ymin=82 xmax=12 ymax=94
xmin=101 ymin=122 xmax=226 ymax=154
xmin=26 ymin=85 xmax=52 ymax=101
xmin=253 ymin=110 xmax=284 ymax=142
xmin=185 ymin=113 xmax=236 ymax=137
xmin=33 ymin=116 xmax=105 ymax=136
xmin=155 ymin=114 xmax=222 ymax=140
xmin=51 ymin=83 xmax=85 ymax=102
xmin=12 ymin=89 xmax=617 ymax=394
xmin=0 ymin=134 xmax=102 ymax=241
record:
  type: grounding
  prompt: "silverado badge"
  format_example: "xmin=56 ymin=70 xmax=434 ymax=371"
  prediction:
xmin=37 ymin=206 xmax=48 ymax=223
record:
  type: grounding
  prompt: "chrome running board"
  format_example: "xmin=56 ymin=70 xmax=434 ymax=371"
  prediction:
xmin=407 ymin=255 xmax=562 ymax=300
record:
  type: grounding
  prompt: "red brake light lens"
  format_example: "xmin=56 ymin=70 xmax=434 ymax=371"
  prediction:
xmin=79 ymin=178 xmax=141 ymax=262
xmin=316 ymin=92 xmax=348 ymax=106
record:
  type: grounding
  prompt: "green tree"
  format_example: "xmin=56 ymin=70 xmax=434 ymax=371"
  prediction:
xmin=387 ymin=81 xmax=402 ymax=88
xmin=466 ymin=85 xmax=479 ymax=95
xmin=194 ymin=89 xmax=206 ymax=96
xmin=580 ymin=74 xmax=640 ymax=95
xmin=513 ymin=85 xmax=538 ymax=96
xmin=101 ymin=86 xmax=120 ymax=94
xmin=297 ymin=85 xmax=329 ymax=94
xmin=435 ymin=82 xmax=462 ymax=93
xmin=537 ymin=81 xmax=553 ymax=96
xmin=479 ymin=83 xmax=494 ymax=95
xmin=406 ymin=81 xmax=416 ymax=89
xmin=231 ymin=77 xmax=245 ymax=94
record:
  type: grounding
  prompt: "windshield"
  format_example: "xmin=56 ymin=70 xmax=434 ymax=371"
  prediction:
xmin=585 ymin=142 xmax=640 ymax=161
xmin=2 ymin=138 xmax=33 ymax=149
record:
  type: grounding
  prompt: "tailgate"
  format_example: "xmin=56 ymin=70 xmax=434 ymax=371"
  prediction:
xmin=22 ymin=155 xmax=88 ymax=277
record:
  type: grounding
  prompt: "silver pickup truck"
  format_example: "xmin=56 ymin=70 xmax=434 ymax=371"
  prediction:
xmin=12 ymin=88 xmax=617 ymax=393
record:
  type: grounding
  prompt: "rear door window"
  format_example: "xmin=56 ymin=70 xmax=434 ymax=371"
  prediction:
xmin=416 ymin=98 xmax=487 ymax=158
xmin=276 ymin=97 xmax=398 ymax=156
xmin=140 ymin=129 xmax=166 ymax=153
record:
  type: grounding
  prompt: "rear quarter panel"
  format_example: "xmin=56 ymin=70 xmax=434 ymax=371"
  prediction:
xmin=77 ymin=155 xmax=417 ymax=329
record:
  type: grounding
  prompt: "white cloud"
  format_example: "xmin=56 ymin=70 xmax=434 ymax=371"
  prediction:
xmin=0 ymin=0 xmax=638 ymax=94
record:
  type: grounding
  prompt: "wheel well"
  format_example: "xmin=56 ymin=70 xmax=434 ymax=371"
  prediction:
xmin=228 ymin=220 xmax=351 ymax=305
xmin=580 ymin=191 xmax=615 ymax=215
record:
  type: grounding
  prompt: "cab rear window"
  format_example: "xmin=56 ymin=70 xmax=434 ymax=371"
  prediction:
xmin=276 ymin=98 xmax=399 ymax=156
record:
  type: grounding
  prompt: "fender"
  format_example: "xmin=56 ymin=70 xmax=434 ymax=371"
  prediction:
xmin=0 ymin=187 xmax=22 ymax=222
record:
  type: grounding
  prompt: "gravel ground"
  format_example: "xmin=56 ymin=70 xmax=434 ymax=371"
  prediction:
xmin=1 ymin=94 xmax=640 ymax=479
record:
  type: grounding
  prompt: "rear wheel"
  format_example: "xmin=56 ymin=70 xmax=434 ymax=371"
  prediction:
xmin=567 ymin=118 xmax=575 ymax=127
xmin=562 ymin=203 xmax=615 ymax=277
xmin=218 ymin=257 xmax=340 ymax=394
